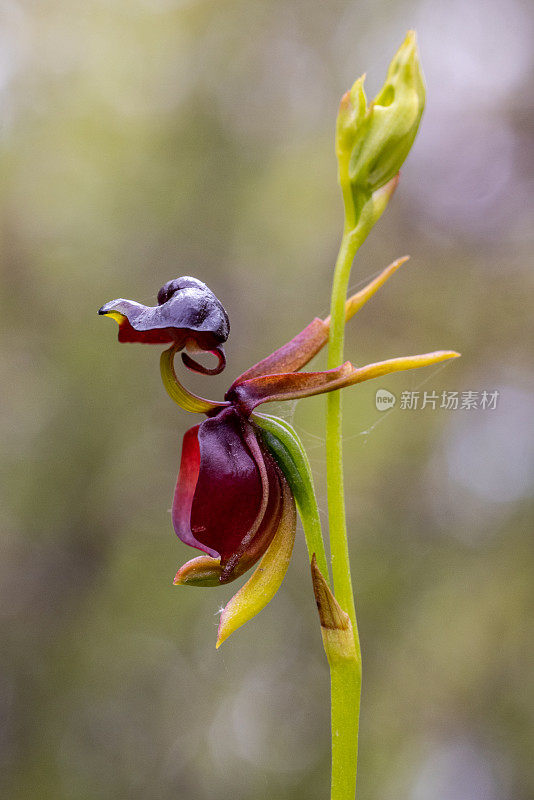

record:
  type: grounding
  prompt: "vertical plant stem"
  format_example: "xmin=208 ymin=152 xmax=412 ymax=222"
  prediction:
xmin=327 ymin=229 xmax=360 ymax=634
xmin=330 ymin=655 xmax=362 ymax=800
xmin=326 ymin=225 xmax=364 ymax=800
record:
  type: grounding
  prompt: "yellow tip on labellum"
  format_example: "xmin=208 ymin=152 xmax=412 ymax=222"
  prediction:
xmin=101 ymin=310 xmax=127 ymax=325
xmin=216 ymin=480 xmax=296 ymax=649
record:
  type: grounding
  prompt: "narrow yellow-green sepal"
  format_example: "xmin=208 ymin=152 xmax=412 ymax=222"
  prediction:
xmin=160 ymin=345 xmax=227 ymax=414
xmin=350 ymin=349 xmax=460 ymax=385
xmin=216 ymin=479 xmax=296 ymax=648
xmin=322 ymin=255 xmax=409 ymax=329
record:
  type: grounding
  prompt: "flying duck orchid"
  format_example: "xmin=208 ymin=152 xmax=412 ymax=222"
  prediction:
xmin=99 ymin=32 xmax=460 ymax=798
xmin=99 ymin=260 xmax=458 ymax=646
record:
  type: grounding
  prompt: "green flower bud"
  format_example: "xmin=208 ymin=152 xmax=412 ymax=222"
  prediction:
xmin=336 ymin=30 xmax=425 ymax=224
xmin=335 ymin=75 xmax=367 ymax=175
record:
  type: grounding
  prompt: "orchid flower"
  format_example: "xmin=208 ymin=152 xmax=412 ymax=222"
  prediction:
xmin=99 ymin=32 xmax=459 ymax=800
xmin=99 ymin=259 xmax=458 ymax=646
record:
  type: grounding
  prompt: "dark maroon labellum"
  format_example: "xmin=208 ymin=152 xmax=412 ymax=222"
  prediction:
xmin=172 ymin=407 xmax=284 ymax=582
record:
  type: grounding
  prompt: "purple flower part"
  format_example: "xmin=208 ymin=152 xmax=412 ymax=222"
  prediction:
xmin=172 ymin=407 xmax=283 ymax=581
xmin=98 ymin=277 xmax=229 ymax=372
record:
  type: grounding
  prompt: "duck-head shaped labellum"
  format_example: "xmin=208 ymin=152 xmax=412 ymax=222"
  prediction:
xmin=98 ymin=276 xmax=230 ymax=375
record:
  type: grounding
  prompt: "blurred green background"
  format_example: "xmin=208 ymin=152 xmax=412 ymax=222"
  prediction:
xmin=1 ymin=1 xmax=533 ymax=798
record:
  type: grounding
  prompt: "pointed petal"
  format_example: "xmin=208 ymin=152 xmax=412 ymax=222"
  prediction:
xmin=326 ymin=255 xmax=409 ymax=326
xmin=228 ymin=351 xmax=460 ymax=414
xmin=226 ymin=363 xmax=356 ymax=415
xmin=231 ymin=317 xmax=330 ymax=385
xmin=160 ymin=345 xmax=228 ymax=414
xmin=228 ymin=257 xmax=409 ymax=387
xmin=345 ymin=350 xmax=461 ymax=384
xmin=172 ymin=424 xmax=219 ymax=558
xmin=216 ymin=477 xmax=296 ymax=648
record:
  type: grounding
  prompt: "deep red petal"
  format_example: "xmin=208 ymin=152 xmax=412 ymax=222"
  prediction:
xmin=172 ymin=408 xmax=284 ymax=577
xmin=172 ymin=424 xmax=219 ymax=558
xmin=183 ymin=408 xmax=282 ymax=580
xmin=218 ymin=420 xmax=282 ymax=581
xmin=188 ymin=409 xmax=263 ymax=563
xmin=117 ymin=317 xmax=179 ymax=344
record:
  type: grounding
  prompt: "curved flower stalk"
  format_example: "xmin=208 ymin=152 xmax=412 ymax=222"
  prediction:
xmin=99 ymin=263 xmax=458 ymax=645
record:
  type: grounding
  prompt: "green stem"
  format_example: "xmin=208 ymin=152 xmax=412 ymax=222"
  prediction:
xmin=327 ymin=228 xmax=361 ymax=636
xmin=330 ymin=656 xmax=362 ymax=800
xmin=325 ymin=178 xmax=396 ymax=800
xmin=326 ymin=227 xmax=363 ymax=800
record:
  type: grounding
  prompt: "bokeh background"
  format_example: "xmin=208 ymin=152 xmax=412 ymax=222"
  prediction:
xmin=1 ymin=1 xmax=533 ymax=798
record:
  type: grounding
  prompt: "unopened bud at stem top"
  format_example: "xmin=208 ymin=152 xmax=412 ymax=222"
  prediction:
xmin=336 ymin=30 xmax=426 ymax=227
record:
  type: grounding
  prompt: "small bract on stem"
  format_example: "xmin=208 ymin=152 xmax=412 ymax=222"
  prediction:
xmin=99 ymin=29 xmax=458 ymax=800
